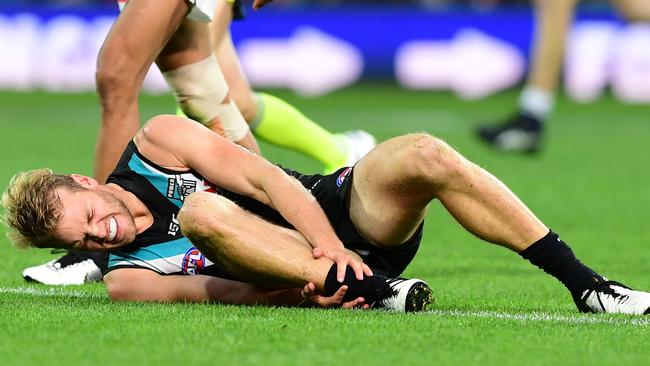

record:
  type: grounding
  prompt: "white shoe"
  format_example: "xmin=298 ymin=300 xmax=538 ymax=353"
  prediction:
xmin=576 ymin=280 xmax=650 ymax=315
xmin=22 ymin=252 xmax=103 ymax=286
xmin=374 ymin=278 xmax=433 ymax=312
xmin=338 ymin=130 xmax=376 ymax=167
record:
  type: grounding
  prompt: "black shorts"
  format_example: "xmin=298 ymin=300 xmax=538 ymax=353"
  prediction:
xmin=222 ymin=166 xmax=423 ymax=277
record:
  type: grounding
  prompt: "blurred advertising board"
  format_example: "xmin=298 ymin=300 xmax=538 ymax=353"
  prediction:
xmin=1 ymin=6 xmax=649 ymax=102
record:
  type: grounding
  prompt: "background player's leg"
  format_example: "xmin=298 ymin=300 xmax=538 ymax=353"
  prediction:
xmin=526 ymin=0 xmax=578 ymax=100
xmin=349 ymin=133 xmax=547 ymax=252
xmin=157 ymin=18 xmax=260 ymax=154
xmin=210 ymin=1 xmax=373 ymax=172
xmin=613 ymin=0 xmax=650 ymax=21
xmin=475 ymin=0 xmax=578 ymax=153
xmin=95 ymin=0 xmax=189 ymax=183
xmin=213 ymin=22 xmax=371 ymax=172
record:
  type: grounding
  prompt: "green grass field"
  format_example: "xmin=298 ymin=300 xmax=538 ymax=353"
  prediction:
xmin=1 ymin=85 xmax=649 ymax=365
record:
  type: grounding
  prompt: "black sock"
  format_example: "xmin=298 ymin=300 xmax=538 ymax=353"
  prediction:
xmin=520 ymin=230 xmax=603 ymax=297
xmin=323 ymin=264 xmax=390 ymax=303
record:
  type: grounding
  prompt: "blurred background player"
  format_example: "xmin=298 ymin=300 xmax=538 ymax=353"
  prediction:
xmin=22 ymin=0 xmax=375 ymax=285
xmin=96 ymin=0 xmax=258 ymax=184
xmin=193 ymin=0 xmax=376 ymax=174
xmin=476 ymin=0 xmax=650 ymax=153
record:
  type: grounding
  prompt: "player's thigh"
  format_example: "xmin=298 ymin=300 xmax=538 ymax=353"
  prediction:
xmin=348 ymin=136 xmax=430 ymax=246
xmin=156 ymin=19 xmax=213 ymax=72
xmin=99 ymin=0 xmax=189 ymax=74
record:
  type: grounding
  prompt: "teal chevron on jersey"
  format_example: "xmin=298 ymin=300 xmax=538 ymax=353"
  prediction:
xmin=109 ymin=237 xmax=193 ymax=264
xmin=127 ymin=153 xmax=184 ymax=208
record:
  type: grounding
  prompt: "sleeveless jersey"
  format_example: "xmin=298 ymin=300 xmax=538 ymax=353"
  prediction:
xmin=104 ymin=140 xmax=421 ymax=278
xmin=105 ymin=141 xmax=224 ymax=276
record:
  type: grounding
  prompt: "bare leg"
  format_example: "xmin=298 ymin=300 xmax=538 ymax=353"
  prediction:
xmin=216 ymin=31 xmax=259 ymax=122
xmin=95 ymin=0 xmax=189 ymax=183
xmin=178 ymin=192 xmax=334 ymax=292
xmin=527 ymin=0 xmax=579 ymax=93
xmin=157 ymin=19 xmax=261 ymax=154
xmin=211 ymin=2 xmax=259 ymax=122
xmin=613 ymin=0 xmax=650 ymax=22
xmin=350 ymin=133 xmax=548 ymax=252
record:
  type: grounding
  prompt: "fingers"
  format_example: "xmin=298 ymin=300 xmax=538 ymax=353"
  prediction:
xmin=330 ymin=285 xmax=348 ymax=303
xmin=362 ymin=262 xmax=374 ymax=277
xmin=349 ymin=259 xmax=366 ymax=281
xmin=336 ymin=258 xmax=347 ymax=283
xmin=317 ymin=248 xmax=372 ymax=282
xmin=341 ymin=297 xmax=367 ymax=309
xmin=301 ymin=282 xmax=316 ymax=299
xmin=310 ymin=285 xmax=347 ymax=308
xmin=345 ymin=256 xmax=371 ymax=281
xmin=304 ymin=283 xmax=369 ymax=309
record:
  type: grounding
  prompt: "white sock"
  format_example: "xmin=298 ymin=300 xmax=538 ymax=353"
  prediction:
xmin=518 ymin=87 xmax=554 ymax=121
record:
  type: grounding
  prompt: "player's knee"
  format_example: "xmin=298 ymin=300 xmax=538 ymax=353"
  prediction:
xmin=164 ymin=56 xmax=250 ymax=140
xmin=401 ymin=133 xmax=467 ymax=184
xmin=95 ymin=60 xmax=131 ymax=102
xmin=163 ymin=56 xmax=229 ymax=124
xmin=178 ymin=192 xmax=235 ymax=241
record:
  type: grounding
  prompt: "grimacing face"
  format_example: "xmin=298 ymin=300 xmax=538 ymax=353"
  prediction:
xmin=51 ymin=186 xmax=137 ymax=251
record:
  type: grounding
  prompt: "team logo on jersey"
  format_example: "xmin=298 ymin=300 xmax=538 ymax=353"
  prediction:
xmin=167 ymin=176 xmax=197 ymax=201
xmin=336 ymin=167 xmax=352 ymax=187
xmin=181 ymin=247 xmax=206 ymax=275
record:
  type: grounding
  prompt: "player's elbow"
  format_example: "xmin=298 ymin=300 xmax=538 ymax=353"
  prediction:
xmin=104 ymin=276 xmax=133 ymax=302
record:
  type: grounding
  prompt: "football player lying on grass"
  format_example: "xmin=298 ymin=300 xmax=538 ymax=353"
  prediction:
xmin=3 ymin=114 xmax=650 ymax=313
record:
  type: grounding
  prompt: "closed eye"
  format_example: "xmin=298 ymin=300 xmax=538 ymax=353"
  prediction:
xmin=74 ymin=238 xmax=86 ymax=250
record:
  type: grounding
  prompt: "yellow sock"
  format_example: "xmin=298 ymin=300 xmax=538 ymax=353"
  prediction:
xmin=251 ymin=93 xmax=347 ymax=173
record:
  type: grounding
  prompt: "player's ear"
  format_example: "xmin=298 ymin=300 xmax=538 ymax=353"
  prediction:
xmin=70 ymin=174 xmax=99 ymax=188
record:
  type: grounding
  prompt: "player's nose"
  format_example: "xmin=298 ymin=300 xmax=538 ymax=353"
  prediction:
xmin=88 ymin=222 xmax=107 ymax=242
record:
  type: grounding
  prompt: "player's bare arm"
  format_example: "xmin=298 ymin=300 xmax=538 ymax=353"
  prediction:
xmin=104 ymin=267 xmax=365 ymax=308
xmin=135 ymin=115 xmax=372 ymax=281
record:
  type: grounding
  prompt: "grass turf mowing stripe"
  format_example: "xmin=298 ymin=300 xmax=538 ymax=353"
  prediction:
xmin=0 ymin=286 xmax=106 ymax=299
xmin=428 ymin=309 xmax=650 ymax=326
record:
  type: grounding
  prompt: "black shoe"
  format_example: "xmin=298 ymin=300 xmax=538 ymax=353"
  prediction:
xmin=476 ymin=112 xmax=543 ymax=153
xmin=373 ymin=278 xmax=434 ymax=312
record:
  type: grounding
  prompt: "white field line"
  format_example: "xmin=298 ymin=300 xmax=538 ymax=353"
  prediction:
xmin=427 ymin=309 xmax=650 ymax=326
xmin=1 ymin=286 xmax=647 ymax=325
xmin=0 ymin=286 xmax=105 ymax=299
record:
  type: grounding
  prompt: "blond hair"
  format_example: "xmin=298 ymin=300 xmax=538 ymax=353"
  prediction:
xmin=1 ymin=169 xmax=83 ymax=248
